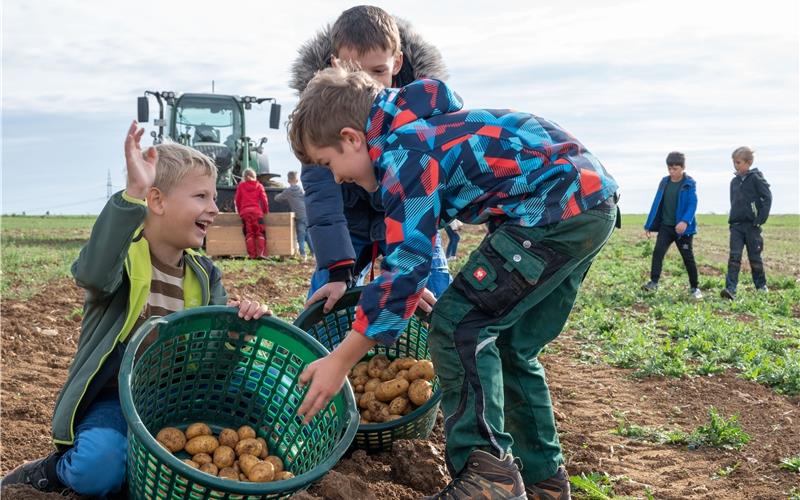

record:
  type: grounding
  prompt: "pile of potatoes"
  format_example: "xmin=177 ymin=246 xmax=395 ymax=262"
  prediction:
xmin=155 ymin=423 xmax=295 ymax=483
xmin=351 ymin=355 xmax=435 ymax=424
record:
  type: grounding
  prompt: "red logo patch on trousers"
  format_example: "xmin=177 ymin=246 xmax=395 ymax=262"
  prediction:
xmin=473 ymin=267 xmax=488 ymax=282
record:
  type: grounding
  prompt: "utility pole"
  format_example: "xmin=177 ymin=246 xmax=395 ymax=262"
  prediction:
xmin=107 ymin=169 xmax=112 ymax=200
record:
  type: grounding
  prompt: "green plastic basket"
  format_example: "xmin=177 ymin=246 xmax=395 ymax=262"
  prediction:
xmin=293 ymin=287 xmax=441 ymax=452
xmin=119 ymin=306 xmax=358 ymax=499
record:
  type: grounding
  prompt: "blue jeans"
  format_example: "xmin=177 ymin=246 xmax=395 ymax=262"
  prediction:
xmin=296 ymin=219 xmax=313 ymax=257
xmin=308 ymin=232 xmax=452 ymax=299
xmin=444 ymin=226 xmax=461 ymax=258
xmin=56 ymin=392 xmax=127 ymax=497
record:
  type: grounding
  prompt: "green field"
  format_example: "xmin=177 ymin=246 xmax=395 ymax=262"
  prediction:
xmin=2 ymin=214 xmax=799 ymax=395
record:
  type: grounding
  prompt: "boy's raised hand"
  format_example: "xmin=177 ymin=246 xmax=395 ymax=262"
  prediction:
xmin=228 ymin=298 xmax=273 ymax=321
xmin=124 ymin=121 xmax=157 ymax=199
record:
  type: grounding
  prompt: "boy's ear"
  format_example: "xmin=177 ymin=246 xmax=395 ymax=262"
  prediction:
xmin=340 ymin=127 xmax=365 ymax=149
xmin=392 ymin=52 xmax=404 ymax=76
xmin=146 ymin=187 xmax=166 ymax=215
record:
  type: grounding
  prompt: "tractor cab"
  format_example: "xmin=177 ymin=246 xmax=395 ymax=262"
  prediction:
xmin=138 ymin=89 xmax=282 ymax=210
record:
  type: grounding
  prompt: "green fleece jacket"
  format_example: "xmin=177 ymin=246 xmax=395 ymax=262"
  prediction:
xmin=51 ymin=191 xmax=228 ymax=448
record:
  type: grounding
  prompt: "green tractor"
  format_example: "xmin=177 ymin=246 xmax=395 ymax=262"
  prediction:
xmin=137 ymin=90 xmax=282 ymax=212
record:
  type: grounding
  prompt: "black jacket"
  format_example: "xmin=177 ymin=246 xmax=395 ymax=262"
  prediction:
xmin=289 ymin=17 xmax=448 ymax=281
xmin=729 ymin=168 xmax=772 ymax=225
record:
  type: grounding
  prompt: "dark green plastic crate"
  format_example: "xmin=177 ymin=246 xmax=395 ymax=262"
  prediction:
xmin=119 ymin=306 xmax=358 ymax=499
xmin=293 ymin=287 xmax=441 ymax=452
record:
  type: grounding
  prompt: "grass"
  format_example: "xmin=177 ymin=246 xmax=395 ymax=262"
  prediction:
xmin=780 ymin=455 xmax=800 ymax=473
xmin=569 ymin=472 xmax=639 ymax=500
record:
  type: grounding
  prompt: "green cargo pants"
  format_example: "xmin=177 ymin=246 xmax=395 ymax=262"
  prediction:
xmin=429 ymin=198 xmax=617 ymax=485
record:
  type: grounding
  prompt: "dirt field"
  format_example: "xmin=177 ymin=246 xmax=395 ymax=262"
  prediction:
xmin=1 ymin=220 xmax=799 ymax=499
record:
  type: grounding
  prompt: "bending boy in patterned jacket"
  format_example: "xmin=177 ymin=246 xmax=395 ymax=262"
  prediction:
xmin=289 ymin=68 xmax=619 ymax=500
xmin=290 ymin=5 xmax=451 ymax=314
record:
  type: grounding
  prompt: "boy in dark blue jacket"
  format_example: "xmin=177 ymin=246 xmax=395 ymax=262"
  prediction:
xmin=721 ymin=146 xmax=772 ymax=299
xmin=289 ymin=5 xmax=451 ymax=314
xmin=643 ymin=152 xmax=701 ymax=298
xmin=289 ymin=68 xmax=618 ymax=500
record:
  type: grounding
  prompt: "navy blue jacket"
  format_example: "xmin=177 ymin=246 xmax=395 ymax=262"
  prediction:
xmin=290 ymin=17 xmax=448 ymax=282
xmin=644 ymin=175 xmax=698 ymax=236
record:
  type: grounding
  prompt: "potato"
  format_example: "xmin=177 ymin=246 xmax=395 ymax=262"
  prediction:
xmin=375 ymin=378 xmax=409 ymax=402
xmin=182 ymin=459 xmax=199 ymax=469
xmin=360 ymin=416 xmax=371 ymax=424
xmin=256 ymin=437 xmax=269 ymax=459
xmin=358 ymin=391 xmax=376 ymax=409
xmin=355 ymin=384 xmax=365 ymax=393
xmin=156 ymin=427 xmax=186 ymax=453
xmin=351 ymin=361 xmax=369 ymax=378
xmin=232 ymin=460 xmax=240 ymax=473
xmin=379 ymin=366 xmax=399 ymax=381
xmin=235 ymin=438 xmax=263 ymax=457
xmin=367 ymin=400 xmax=390 ymax=422
xmin=218 ymin=467 xmax=238 ymax=480
xmin=350 ymin=374 xmax=370 ymax=387
xmin=264 ymin=455 xmax=284 ymax=473
xmin=218 ymin=428 xmax=239 ymax=448
xmin=367 ymin=355 xmax=390 ymax=378
xmin=396 ymin=369 xmax=411 ymax=381
xmin=192 ymin=453 xmax=212 ymax=465
xmin=248 ymin=461 xmax=275 ymax=482
xmin=408 ymin=360 xmax=435 ymax=381
xmin=238 ymin=454 xmax=259 ymax=475
xmin=391 ymin=357 xmax=417 ymax=371
xmin=364 ymin=378 xmax=382 ymax=393
xmin=199 ymin=463 xmax=218 ymax=476
xmin=213 ymin=445 xmax=235 ymax=468
xmin=185 ymin=422 xmax=212 ymax=440
xmin=408 ymin=379 xmax=433 ymax=406
xmin=239 ymin=473 xmax=249 ymax=481
xmin=360 ymin=409 xmax=373 ymax=422
xmin=389 ymin=396 xmax=410 ymax=415
xmin=274 ymin=471 xmax=295 ymax=481
xmin=185 ymin=435 xmax=219 ymax=455
xmin=237 ymin=425 xmax=256 ymax=441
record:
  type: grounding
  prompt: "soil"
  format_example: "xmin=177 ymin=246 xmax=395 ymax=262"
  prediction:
xmin=1 ymin=265 xmax=798 ymax=499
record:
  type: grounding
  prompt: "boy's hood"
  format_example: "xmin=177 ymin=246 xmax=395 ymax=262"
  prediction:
xmin=289 ymin=17 xmax=448 ymax=94
xmin=365 ymin=79 xmax=463 ymax=161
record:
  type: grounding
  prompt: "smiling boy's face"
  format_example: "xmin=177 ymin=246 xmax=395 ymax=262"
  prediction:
xmin=153 ymin=169 xmax=219 ymax=249
xmin=333 ymin=46 xmax=402 ymax=88
xmin=305 ymin=128 xmax=378 ymax=192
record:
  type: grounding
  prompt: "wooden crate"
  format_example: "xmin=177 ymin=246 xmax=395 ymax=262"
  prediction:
xmin=206 ymin=212 xmax=297 ymax=257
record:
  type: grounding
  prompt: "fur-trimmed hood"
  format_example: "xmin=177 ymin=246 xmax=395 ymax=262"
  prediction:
xmin=289 ymin=17 xmax=448 ymax=94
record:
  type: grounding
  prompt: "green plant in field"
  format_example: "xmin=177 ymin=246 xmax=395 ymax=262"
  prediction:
xmin=687 ymin=407 xmax=750 ymax=450
xmin=611 ymin=412 xmax=688 ymax=445
xmin=790 ymin=487 xmax=800 ymax=500
xmin=67 ymin=307 xmax=83 ymax=322
xmin=712 ymin=461 xmax=740 ymax=479
xmin=780 ymin=455 xmax=800 ymax=473
xmin=569 ymin=472 xmax=636 ymax=500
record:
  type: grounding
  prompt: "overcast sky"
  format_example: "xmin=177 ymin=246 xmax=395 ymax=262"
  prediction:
xmin=2 ymin=0 xmax=798 ymax=215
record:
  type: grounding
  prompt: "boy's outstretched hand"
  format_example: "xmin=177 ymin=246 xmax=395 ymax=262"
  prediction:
xmin=227 ymin=299 xmax=273 ymax=320
xmin=124 ymin=121 xmax=157 ymax=199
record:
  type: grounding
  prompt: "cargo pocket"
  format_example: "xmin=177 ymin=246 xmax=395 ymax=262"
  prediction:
xmin=451 ymin=225 xmax=570 ymax=317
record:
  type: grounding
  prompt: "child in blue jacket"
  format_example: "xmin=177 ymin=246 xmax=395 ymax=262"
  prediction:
xmin=643 ymin=151 xmax=701 ymax=298
xmin=288 ymin=68 xmax=618 ymax=500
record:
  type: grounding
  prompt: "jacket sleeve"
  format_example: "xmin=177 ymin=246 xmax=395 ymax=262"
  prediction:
xmin=302 ymin=164 xmax=356 ymax=281
xmin=71 ymin=191 xmax=147 ymax=298
xmin=260 ymin=185 xmax=269 ymax=214
xmin=678 ymin=181 xmax=698 ymax=225
xmin=755 ymin=176 xmax=772 ymax=225
xmin=643 ymin=178 xmax=665 ymax=231
xmin=274 ymin=189 xmax=286 ymax=202
xmin=209 ymin=265 xmax=229 ymax=305
xmin=352 ymin=150 xmax=441 ymax=345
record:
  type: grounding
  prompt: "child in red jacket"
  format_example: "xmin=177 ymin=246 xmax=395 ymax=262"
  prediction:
xmin=234 ymin=168 xmax=269 ymax=258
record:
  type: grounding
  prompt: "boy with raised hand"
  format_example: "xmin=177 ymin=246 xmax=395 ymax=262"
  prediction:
xmin=289 ymin=68 xmax=618 ymax=500
xmin=290 ymin=5 xmax=451 ymax=314
xmin=721 ymin=146 xmax=772 ymax=299
xmin=0 ymin=122 xmax=271 ymax=497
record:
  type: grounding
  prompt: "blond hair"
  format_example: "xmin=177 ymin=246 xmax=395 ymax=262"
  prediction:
xmin=242 ymin=168 xmax=257 ymax=180
xmin=150 ymin=142 xmax=217 ymax=193
xmin=732 ymin=146 xmax=755 ymax=164
xmin=331 ymin=5 xmax=401 ymax=56
xmin=287 ymin=66 xmax=383 ymax=164
xmin=287 ymin=171 xmax=298 ymax=182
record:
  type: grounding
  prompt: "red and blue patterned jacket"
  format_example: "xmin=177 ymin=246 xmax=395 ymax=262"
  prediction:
xmin=353 ymin=79 xmax=618 ymax=344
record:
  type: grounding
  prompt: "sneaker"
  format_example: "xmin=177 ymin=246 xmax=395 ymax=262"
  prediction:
xmin=720 ymin=288 xmax=736 ymax=300
xmin=0 ymin=452 xmax=66 ymax=493
xmin=424 ymin=450 xmax=525 ymax=499
xmin=526 ymin=465 xmax=571 ymax=500
xmin=690 ymin=288 xmax=703 ymax=300
xmin=642 ymin=281 xmax=658 ymax=292
xmin=756 ymin=286 xmax=769 ymax=293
